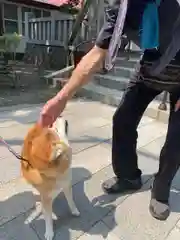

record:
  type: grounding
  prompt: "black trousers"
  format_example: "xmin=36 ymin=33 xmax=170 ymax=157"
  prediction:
xmin=112 ymin=79 xmax=180 ymax=202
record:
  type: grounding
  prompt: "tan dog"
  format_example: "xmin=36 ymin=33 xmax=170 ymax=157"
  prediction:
xmin=21 ymin=117 xmax=80 ymax=240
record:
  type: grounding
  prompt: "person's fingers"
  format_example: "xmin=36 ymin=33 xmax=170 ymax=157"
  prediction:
xmin=38 ymin=114 xmax=53 ymax=128
xmin=38 ymin=96 xmax=66 ymax=128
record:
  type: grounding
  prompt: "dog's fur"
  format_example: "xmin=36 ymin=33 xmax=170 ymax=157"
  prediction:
xmin=21 ymin=117 xmax=79 ymax=240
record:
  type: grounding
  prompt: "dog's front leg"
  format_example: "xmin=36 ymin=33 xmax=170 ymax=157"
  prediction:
xmin=63 ymin=184 xmax=80 ymax=216
xmin=41 ymin=195 xmax=54 ymax=240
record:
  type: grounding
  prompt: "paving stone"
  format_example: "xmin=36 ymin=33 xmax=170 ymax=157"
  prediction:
xmin=66 ymin=114 xmax=110 ymax=138
xmin=0 ymin=144 xmax=22 ymax=160
xmin=158 ymin=108 xmax=169 ymax=124
xmin=137 ymin=122 xmax=167 ymax=148
xmin=0 ymin=103 xmax=42 ymax=113
xmin=76 ymin=116 xmax=155 ymax=152
xmin=166 ymin=227 xmax=180 ymax=239
xmin=31 ymin=206 xmax=97 ymax=240
xmin=78 ymin=221 xmax=120 ymax=240
xmin=171 ymin=169 xmax=180 ymax=191
xmin=102 ymin=139 xmax=112 ymax=149
xmin=0 ymin=144 xmax=110 ymax=228
xmin=0 ymin=106 xmax=41 ymax=125
xmin=0 ymin=155 xmax=21 ymax=185
xmin=101 ymin=147 xmax=159 ymax=178
xmin=103 ymin=180 xmax=180 ymax=240
xmin=137 ymin=151 xmax=159 ymax=176
xmin=72 ymin=144 xmax=111 ymax=185
xmin=0 ymin=100 xmax=111 ymax=128
xmin=0 ymin=100 xmax=172 ymax=240
xmin=31 ymin=152 xmax=158 ymax=240
xmin=140 ymin=136 xmax=166 ymax=160
xmin=0 ymin=124 xmax=33 ymax=140
xmin=64 ymin=100 xmax=115 ymax=121
xmin=70 ymin=124 xmax=112 ymax=154
xmin=139 ymin=116 xmax=155 ymax=128
xmin=0 ymin=178 xmax=37 ymax=226
xmin=0 ymin=231 xmax=14 ymax=240
xmin=144 ymin=101 xmax=159 ymax=120
xmin=140 ymin=137 xmax=180 ymax=191
xmin=31 ymin=165 xmax=124 ymax=240
xmin=0 ymin=144 xmax=111 ymax=226
xmin=0 ymin=120 xmax=20 ymax=128
xmin=0 ymin=212 xmax=39 ymax=240
xmin=176 ymin=219 xmax=180 ymax=229
xmin=102 ymin=120 xmax=166 ymax=150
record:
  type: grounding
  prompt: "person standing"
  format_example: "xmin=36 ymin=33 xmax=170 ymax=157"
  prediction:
xmin=39 ymin=0 xmax=180 ymax=221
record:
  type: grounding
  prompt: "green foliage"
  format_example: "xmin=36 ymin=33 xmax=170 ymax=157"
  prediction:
xmin=0 ymin=33 xmax=21 ymax=53
xmin=68 ymin=0 xmax=94 ymax=46
xmin=59 ymin=5 xmax=79 ymax=14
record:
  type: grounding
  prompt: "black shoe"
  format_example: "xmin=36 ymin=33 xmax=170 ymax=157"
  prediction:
xmin=149 ymin=182 xmax=170 ymax=220
xmin=149 ymin=196 xmax=170 ymax=221
xmin=102 ymin=177 xmax=142 ymax=194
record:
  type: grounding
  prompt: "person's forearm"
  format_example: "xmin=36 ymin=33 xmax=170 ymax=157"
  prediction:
xmin=57 ymin=46 xmax=107 ymax=100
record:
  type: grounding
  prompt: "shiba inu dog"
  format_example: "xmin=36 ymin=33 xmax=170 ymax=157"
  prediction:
xmin=21 ymin=117 xmax=79 ymax=240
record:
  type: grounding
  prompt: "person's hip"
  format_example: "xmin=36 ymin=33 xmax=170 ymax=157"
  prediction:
xmin=130 ymin=51 xmax=180 ymax=92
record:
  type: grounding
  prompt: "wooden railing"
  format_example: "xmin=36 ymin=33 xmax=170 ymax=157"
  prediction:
xmin=24 ymin=13 xmax=76 ymax=47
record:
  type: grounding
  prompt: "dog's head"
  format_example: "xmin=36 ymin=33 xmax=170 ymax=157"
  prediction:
xmin=21 ymin=118 xmax=70 ymax=172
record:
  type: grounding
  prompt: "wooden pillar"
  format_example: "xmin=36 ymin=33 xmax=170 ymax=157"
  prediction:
xmin=0 ymin=3 xmax=4 ymax=35
xmin=97 ymin=0 xmax=104 ymax=34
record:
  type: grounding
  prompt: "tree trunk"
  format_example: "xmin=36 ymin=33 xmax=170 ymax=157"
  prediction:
xmin=0 ymin=3 xmax=4 ymax=35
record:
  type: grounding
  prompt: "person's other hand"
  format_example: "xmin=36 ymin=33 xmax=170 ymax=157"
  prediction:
xmin=38 ymin=94 xmax=68 ymax=127
xmin=175 ymin=99 xmax=180 ymax=112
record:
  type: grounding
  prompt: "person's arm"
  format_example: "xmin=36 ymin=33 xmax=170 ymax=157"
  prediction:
xmin=56 ymin=0 xmax=120 ymax=101
xmin=57 ymin=46 xmax=107 ymax=100
xmin=39 ymin=1 xmax=120 ymax=127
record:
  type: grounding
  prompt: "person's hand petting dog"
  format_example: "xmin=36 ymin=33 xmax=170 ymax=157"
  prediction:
xmin=38 ymin=46 xmax=106 ymax=128
xmin=39 ymin=93 xmax=68 ymax=127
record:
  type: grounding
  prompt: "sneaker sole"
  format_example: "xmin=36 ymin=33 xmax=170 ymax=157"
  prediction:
xmin=102 ymin=183 xmax=142 ymax=194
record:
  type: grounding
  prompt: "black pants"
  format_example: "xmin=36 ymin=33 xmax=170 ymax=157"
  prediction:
xmin=112 ymin=79 xmax=180 ymax=202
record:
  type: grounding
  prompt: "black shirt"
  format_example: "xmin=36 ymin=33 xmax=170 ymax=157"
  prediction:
xmin=96 ymin=0 xmax=180 ymax=57
xmin=95 ymin=0 xmax=180 ymax=91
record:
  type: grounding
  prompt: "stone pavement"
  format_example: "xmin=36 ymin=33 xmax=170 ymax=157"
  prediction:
xmin=0 ymin=99 xmax=180 ymax=240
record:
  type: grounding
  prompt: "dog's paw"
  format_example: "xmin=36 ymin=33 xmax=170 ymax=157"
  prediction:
xmin=45 ymin=231 xmax=54 ymax=240
xmin=71 ymin=208 xmax=80 ymax=217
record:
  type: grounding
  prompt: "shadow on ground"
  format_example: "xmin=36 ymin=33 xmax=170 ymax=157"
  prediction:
xmin=1 ymin=164 xmax=179 ymax=240
xmin=0 ymin=106 xmax=41 ymax=125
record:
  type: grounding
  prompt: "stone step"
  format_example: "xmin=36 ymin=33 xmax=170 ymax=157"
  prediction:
xmin=77 ymin=82 xmax=123 ymax=107
xmin=94 ymin=74 xmax=129 ymax=91
xmin=108 ymin=66 xmax=134 ymax=78
xmin=52 ymin=77 xmax=67 ymax=87
xmin=117 ymin=50 xmax=142 ymax=59
xmin=77 ymin=82 xmax=169 ymax=123
xmin=115 ymin=57 xmax=138 ymax=68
